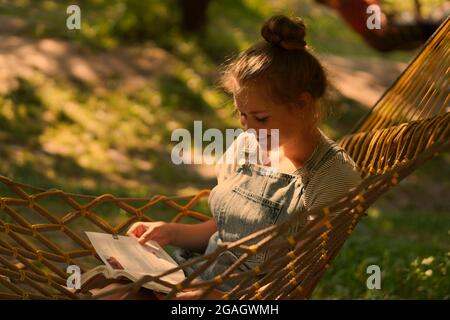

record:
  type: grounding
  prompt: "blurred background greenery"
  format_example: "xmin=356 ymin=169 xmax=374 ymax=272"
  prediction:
xmin=0 ymin=0 xmax=448 ymax=299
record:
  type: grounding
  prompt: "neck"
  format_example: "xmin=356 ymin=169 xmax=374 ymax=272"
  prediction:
xmin=280 ymin=127 xmax=321 ymax=168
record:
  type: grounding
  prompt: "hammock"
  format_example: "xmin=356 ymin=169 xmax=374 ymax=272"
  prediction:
xmin=0 ymin=16 xmax=448 ymax=300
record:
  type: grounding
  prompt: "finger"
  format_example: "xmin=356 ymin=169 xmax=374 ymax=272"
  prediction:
xmin=174 ymin=292 xmax=191 ymax=300
xmin=138 ymin=228 xmax=154 ymax=245
xmin=126 ymin=223 xmax=141 ymax=237
xmin=175 ymin=291 xmax=198 ymax=300
xmin=128 ymin=224 xmax=146 ymax=238
xmin=134 ymin=225 xmax=147 ymax=238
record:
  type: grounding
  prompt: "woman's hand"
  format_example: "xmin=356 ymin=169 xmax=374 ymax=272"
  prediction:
xmin=126 ymin=221 xmax=174 ymax=246
xmin=154 ymin=288 xmax=226 ymax=300
xmin=175 ymin=288 xmax=226 ymax=300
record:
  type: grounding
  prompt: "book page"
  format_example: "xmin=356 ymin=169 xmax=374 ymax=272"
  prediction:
xmin=85 ymin=232 xmax=185 ymax=285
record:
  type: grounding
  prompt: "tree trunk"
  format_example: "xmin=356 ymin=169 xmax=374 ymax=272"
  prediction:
xmin=179 ymin=0 xmax=211 ymax=33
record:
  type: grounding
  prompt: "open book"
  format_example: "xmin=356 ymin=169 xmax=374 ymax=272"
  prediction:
xmin=81 ymin=232 xmax=185 ymax=293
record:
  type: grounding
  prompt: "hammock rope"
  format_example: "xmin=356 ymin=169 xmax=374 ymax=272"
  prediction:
xmin=0 ymin=16 xmax=448 ymax=300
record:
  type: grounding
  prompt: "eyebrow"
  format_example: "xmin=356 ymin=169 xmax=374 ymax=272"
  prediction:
xmin=248 ymin=111 xmax=268 ymax=114
xmin=235 ymin=109 xmax=268 ymax=115
xmin=233 ymin=104 xmax=268 ymax=115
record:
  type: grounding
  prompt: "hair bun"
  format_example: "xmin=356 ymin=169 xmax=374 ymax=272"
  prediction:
xmin=261 ymin=15 xmax=307 ymax=50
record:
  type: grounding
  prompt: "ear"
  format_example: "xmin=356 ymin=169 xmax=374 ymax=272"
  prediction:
xmin=290 ymin=91 xmax=314 ymax=116
xmin=297 ymin=91 xmax=314 ymax=108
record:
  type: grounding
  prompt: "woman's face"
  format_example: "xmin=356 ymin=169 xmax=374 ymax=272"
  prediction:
xmin=233 ymin=82 xmax=312 ymax=146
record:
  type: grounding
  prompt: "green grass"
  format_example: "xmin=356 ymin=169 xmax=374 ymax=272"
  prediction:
xmin=313 ymin=208 xmax=450 ymax=299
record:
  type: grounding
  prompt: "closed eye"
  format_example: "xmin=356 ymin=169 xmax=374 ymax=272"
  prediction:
xmin=232 ymin=106 xmax=268 ymax=122
xmin=255 ymin=116 xmax=269 ymax=123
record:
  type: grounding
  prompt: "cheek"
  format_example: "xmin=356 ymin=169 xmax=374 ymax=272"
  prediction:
xmin=267 ymin=116 xmax=295 ymax=138
xmin=274 ymin=115 xmax=307 ymax=144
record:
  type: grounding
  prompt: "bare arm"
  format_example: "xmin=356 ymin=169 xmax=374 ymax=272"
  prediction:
xmin=168 ymin=219 xmax=217 ymax=253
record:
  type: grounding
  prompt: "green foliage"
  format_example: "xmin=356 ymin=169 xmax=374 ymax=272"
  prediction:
xmin=0 ymin=0 xmax=181 ymax=49
xmin=111 ymin=0 xmax=180 ymax=42
xmin=313 ymin=209 xmax=450 ymax=299
xmin=0 ymin=78 xmax=44 ymax=145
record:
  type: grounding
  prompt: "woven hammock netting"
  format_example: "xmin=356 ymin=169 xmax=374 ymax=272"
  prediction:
xmin=0 ymin=17 xmax=448 ymax=300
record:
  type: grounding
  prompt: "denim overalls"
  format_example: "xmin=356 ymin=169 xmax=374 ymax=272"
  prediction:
xmin=170 ymin=131 xmax=356 ymax=291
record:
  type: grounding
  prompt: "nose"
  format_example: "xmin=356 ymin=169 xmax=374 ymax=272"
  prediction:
xmin=240 ymin=115 xmax=248 ymax=130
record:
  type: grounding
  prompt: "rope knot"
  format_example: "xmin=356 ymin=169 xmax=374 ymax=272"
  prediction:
xmin=289 ymin=277 xmax=298 ymax=287
xmin=19 ymin=270 xmax=26 ymax=281
xmin=248 ymin=245 xmax=258 ymax=254
xmin=79 ymin=207 xmax=88 ymax=217
xmin=391 ymin=172 xmax=399 ymax=185
xmin=28 ymin=195 xmax=36 ymax=208
xmin=214 ymin=275 xmax=223 ymax=284
xmin=287 ymin=235 xmax=296 ymax=246
xmin=3 ymin=223 xmax=10 ymax=234
xmin=36 ymin=250 xmax=43 ymax=261
xmin=252 ymin=266 xmax=261 ymax=275
xmin=31 ymin=225 xmax=38 ymax=237
xmin=45 ymin=273 xmax=53 ymax=285
xmin=135 ymin=209 xmax=144 ymax=218
xmin=12 ymin=247 xmax=19 ymax=259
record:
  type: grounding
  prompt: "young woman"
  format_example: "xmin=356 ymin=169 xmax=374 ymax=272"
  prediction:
xmin=114 ymin=15 xmax=361 ymax=300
